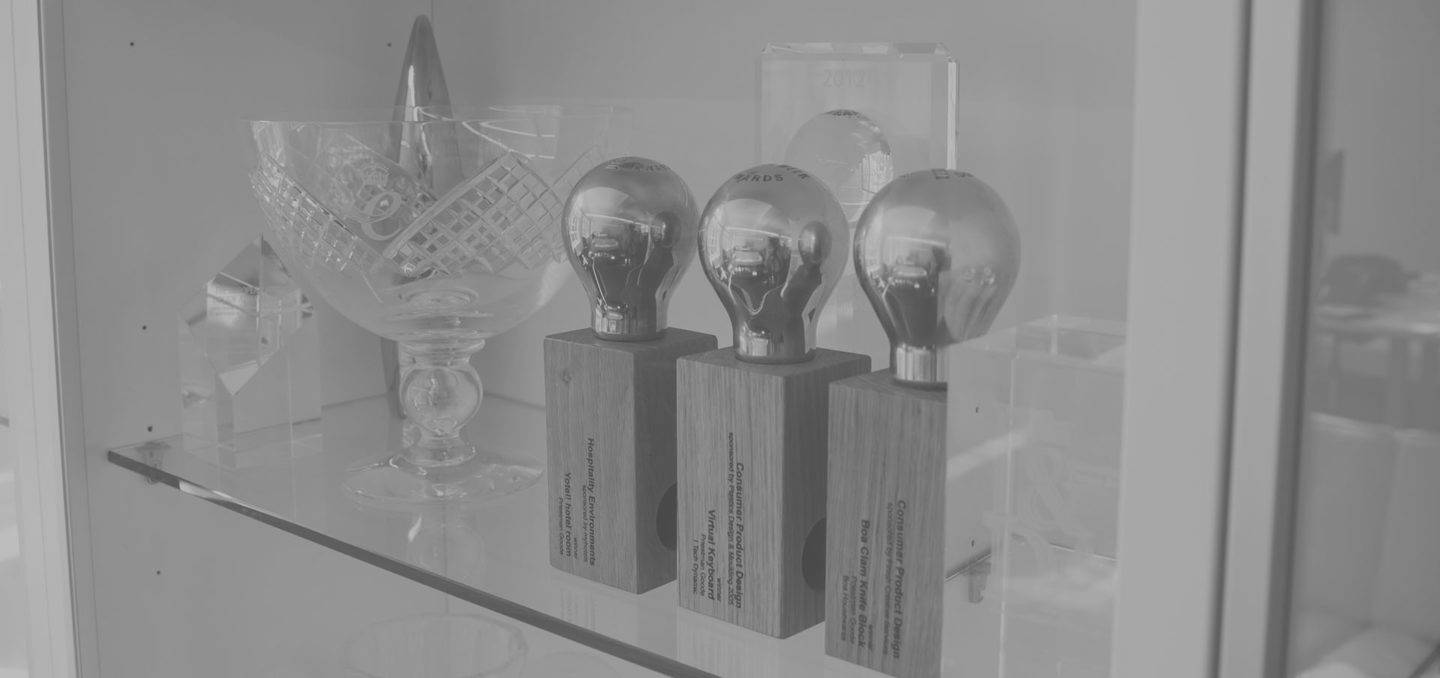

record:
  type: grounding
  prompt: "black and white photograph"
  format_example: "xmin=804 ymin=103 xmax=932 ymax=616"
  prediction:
xmin=0 ymin=1 xmax=1436 ymax=676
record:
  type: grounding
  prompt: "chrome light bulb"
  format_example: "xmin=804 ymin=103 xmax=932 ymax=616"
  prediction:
xmin=563 ymin=157 xmax=699 ymax=341
xmin=699 ymin=164 xmax=849 ymax=363
xmin=855 ymin=169 xmax=1021 ymax=388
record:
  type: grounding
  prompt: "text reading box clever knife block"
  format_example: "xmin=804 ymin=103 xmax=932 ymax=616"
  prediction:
xmin=676 ymin=347 xmax=869 ymax=637
xmin=545 ymin=327 xmax=717 ymax=593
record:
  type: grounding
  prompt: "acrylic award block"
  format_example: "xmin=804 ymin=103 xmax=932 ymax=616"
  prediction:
xmin=759 ymin=43 xmax=956 ymax=354
xmin=825 ymin=317 xmax=1122 ymax=678
xmin=178 ymin=236 xmax=321 ymax=468
xmin=759 ymin=43 xmax=956 ymax=189
xmin=945 ymin=316 xmax=1126 ymax=678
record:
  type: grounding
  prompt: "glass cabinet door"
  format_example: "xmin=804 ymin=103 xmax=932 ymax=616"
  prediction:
xmin=0 ymin=290 xmax=24 ymax=678
xmin=1283 ymin=1 xmax=1440 ymax=676
xmin=1 ymin=0 xmax=72 ymax=672
xmin=21 ymin=0 xmax=1255 ymax=675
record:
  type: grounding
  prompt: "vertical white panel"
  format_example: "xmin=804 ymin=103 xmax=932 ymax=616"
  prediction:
xmin=1115 ymin=0 xmax=1248 ymax=676
xmin=1 ymin=0 xmax=80 ymax=673
xmin=1221 ymin=0 xmax=1314 ymax=674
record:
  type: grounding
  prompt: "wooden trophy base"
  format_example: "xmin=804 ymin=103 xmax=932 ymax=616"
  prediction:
xmin=544 ymin=327 xmax=718 ymax=593
xmin=676 ymin=347 xmax=870 ymax=638
xmin=825 ymin=370 xmax=948 ymax=678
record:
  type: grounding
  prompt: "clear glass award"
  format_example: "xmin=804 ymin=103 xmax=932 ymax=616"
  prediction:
xmin=759 ymin=43 xmax=957 ymax=359
xmin=759 ymin=43 xmax=956 ymax=177
xmin=177 ymin=236 xmax=321 ymax=468
xmin=945 ymin=316 xmax=1126 ymax=678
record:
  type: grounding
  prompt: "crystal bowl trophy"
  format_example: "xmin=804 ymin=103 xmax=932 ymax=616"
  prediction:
xmin=248 ymin=105 xmax=628 ymax=506
xmin=824 ymin=169 xmax=1020 ymax=677
xmin=543 ymin=157 xmax=717 ymax=593
xmin=383 ymin=14 xmax=451 ymax=426
xmin=676 ymin=164 xmax=870 ymax=638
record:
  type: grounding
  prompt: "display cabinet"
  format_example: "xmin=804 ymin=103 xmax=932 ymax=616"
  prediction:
xmin=4 ymin=0 xmax=1436 ymax=676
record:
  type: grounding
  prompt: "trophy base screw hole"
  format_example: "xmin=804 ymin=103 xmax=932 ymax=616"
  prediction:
xmin=657 ymin=483 xmax=678 ymax=551
xmin=802 ymin=518 xmax=826 ymax=592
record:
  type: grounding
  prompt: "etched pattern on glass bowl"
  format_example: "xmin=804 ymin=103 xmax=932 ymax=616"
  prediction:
xmin=248 ymin=105 xmax=630 ymax=506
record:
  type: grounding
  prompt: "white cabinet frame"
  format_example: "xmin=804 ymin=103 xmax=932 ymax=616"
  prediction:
xmin=1220 ymin=0 xmax=1320 ymax=676
xmin=1115 ymin=1 xmax=1253 ymax=676
xmin=2 ymin=0 xmax=91 ymax=675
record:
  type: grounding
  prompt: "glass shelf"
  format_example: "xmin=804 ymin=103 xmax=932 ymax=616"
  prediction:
xmin=110 ymin=393 xmax=999 ymax=677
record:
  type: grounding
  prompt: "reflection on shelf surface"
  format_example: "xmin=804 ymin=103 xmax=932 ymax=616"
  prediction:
xmin=111 ymin=391 xmax=1089 ymax=677
xmin=110 ymin=394 xmax=905 ymax=677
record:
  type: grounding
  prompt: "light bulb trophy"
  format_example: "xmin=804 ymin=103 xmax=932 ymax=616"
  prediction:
xmin=676 ymin=164 xmax=870 ymax=638
xmin=544 ymin=157 xmax=717 ymax=593
xmin=824 ymin=170 xmax=1020 ymax=678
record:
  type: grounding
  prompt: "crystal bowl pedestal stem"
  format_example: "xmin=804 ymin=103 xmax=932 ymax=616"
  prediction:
xmin=343 ymin=342 xmax=543 ymax=506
